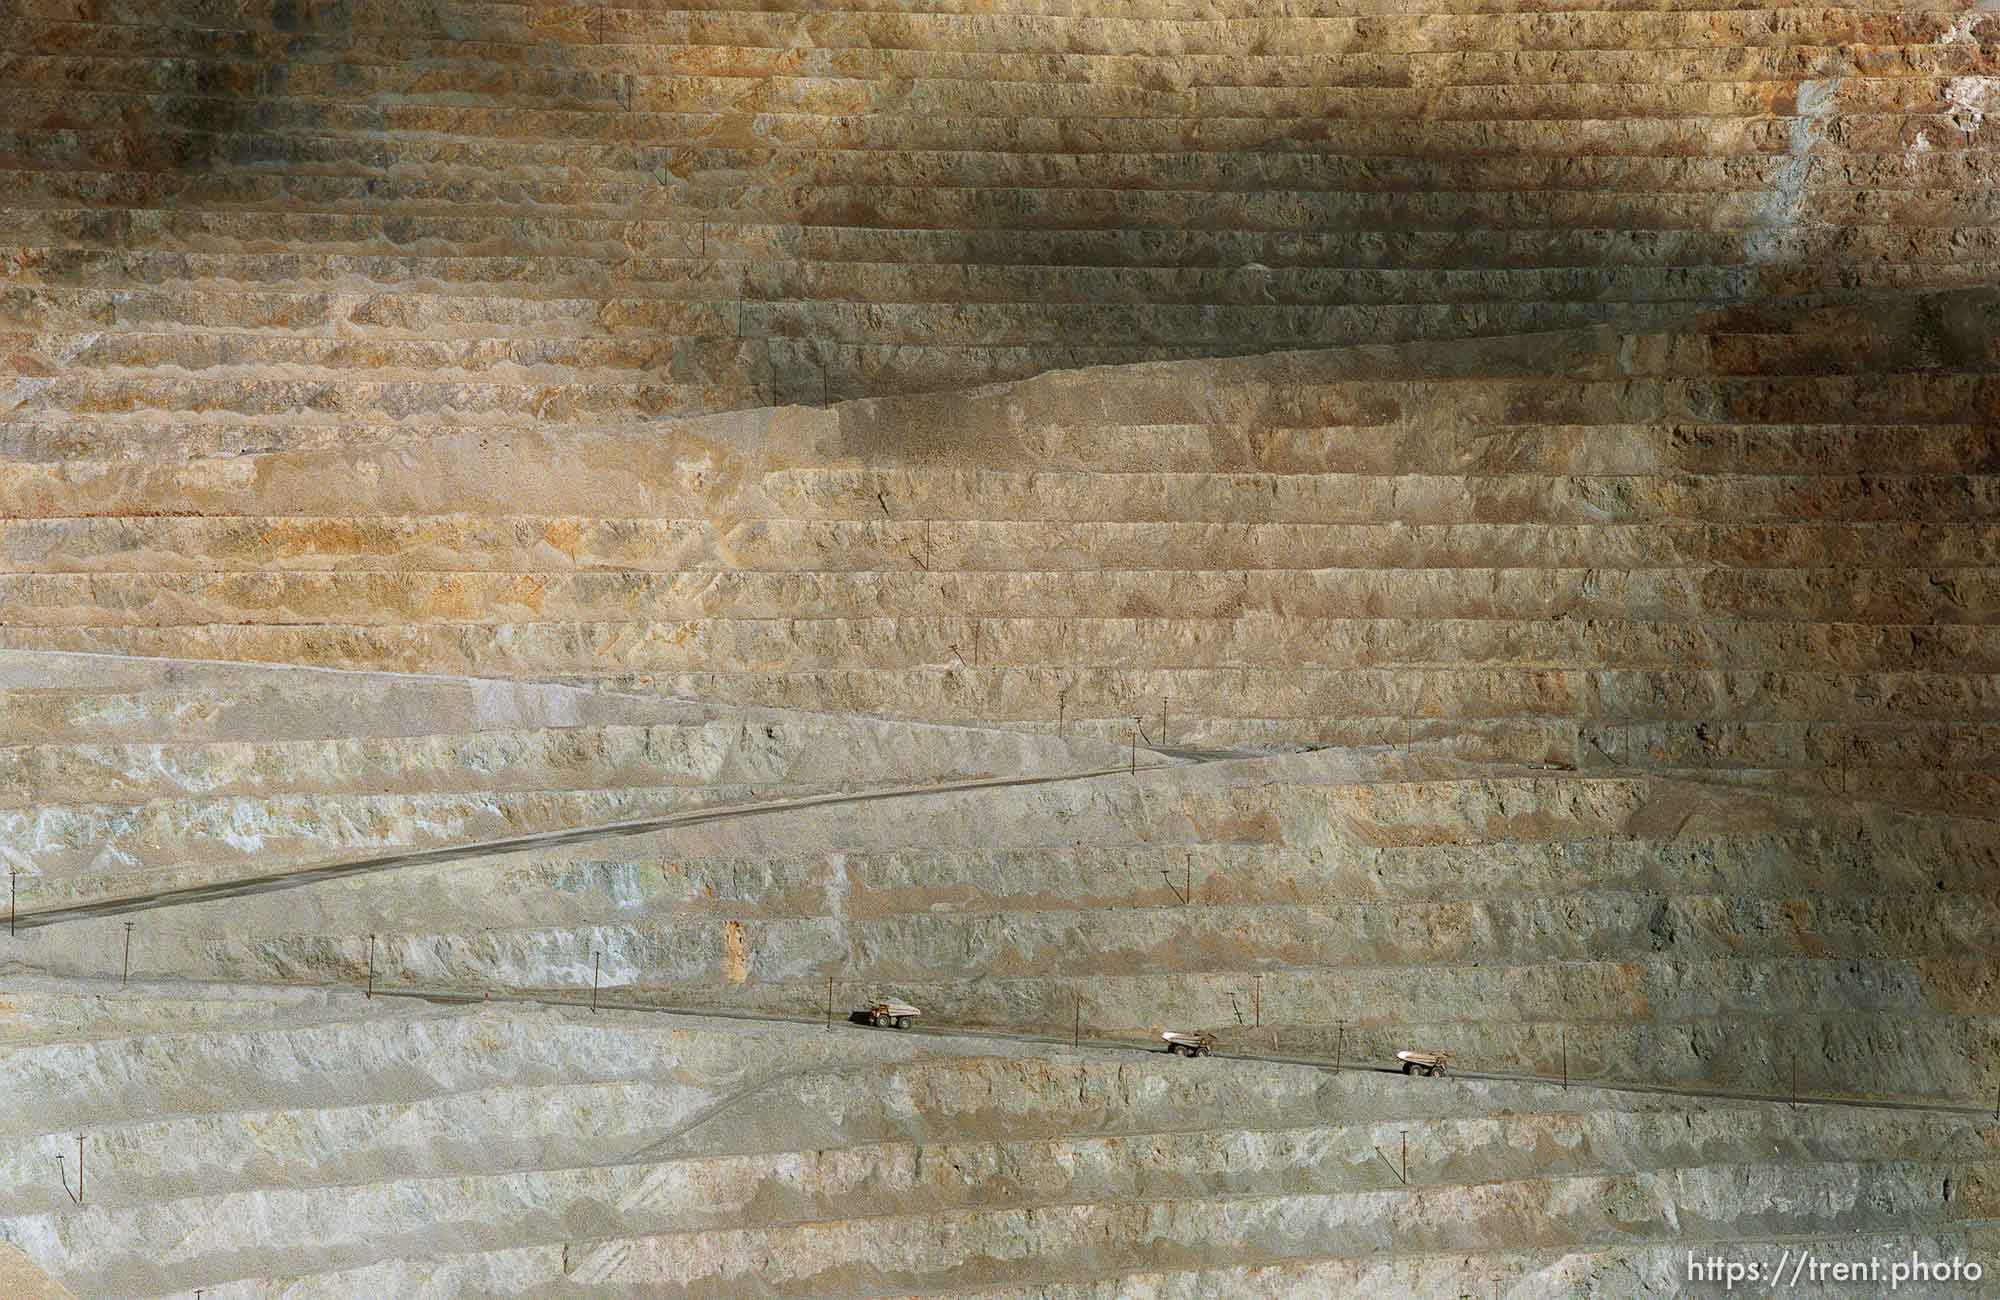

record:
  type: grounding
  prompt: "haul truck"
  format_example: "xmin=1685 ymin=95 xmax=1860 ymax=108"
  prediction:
xmin=1397 ymin=1050 xmax=1450 ymax=1077
xmin=1161 ymin=1030 xmax=1216 ymax=1058
xmin=867 ymin=1000 xmax=921 ymax=1029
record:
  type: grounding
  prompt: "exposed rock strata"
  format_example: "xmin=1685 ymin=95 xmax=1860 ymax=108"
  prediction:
xmin=4 ymin=2 xmax=1999 ymax=1295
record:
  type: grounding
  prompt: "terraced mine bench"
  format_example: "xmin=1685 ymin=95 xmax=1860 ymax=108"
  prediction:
xmin=5 ymin=0 xmax=2000 ymax=1293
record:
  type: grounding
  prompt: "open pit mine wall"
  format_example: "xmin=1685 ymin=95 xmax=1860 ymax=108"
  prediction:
xmin=3 ymin=1 xmax=1998 ymax=809
xmin=2 ymin=0 xmax=1998 ymax=413
xmin=8 ymin=650 xmax=2000 ymax=1112
xmin=2 ymin=5 xmax=2000 ymax=1296
xmin=5 ymin=290 xmax=2000 ymax=809
xmin=4 ymin=650 xmax=1999 ymax=1300
xmin=0 ymin=990 xmax=1991 ymax=1297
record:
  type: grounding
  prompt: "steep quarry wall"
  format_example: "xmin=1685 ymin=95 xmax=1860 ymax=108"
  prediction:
xmin=1 ymin=984 xmax=1996 ymax=1297
xmin=6 ymin=291 xmax=1998 ymax=806
xmin=5 ymin=648 xmax=2000 ymax=1295
xmin=1 ymin=651 xmax=1128 ymax=913
xmin=2 ymin=0 xmax=1997 ymax=424
xmin=4 ymin=2 xmax=2000 ymax=1297
xmin=11 ymin=654 xmax=1999 ymax=1103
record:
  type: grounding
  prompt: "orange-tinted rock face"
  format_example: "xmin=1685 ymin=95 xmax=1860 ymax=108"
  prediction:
xmin=3 ymin=2 xmax=1998 ymax=418
xmin=2 ymin=11 xmax=1999 ymax=1293
xmin=4 ymin=287 xmax=1996 ymax=812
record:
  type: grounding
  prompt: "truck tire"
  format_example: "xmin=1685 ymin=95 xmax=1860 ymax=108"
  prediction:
xmin=1402 ymin=1061 xmax=1416 ymax=1075
xmin=895 ymin=1016 xmax=912 ymax=1030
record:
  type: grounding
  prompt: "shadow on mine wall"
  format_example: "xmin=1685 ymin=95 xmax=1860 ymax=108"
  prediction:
xmin=720 ymin=66 xmax=1891 ymax=407
xmin=101 ymin=2 xmax=327 ymax=182
xmin=30 ymin=5 xmax=1963 ymax=415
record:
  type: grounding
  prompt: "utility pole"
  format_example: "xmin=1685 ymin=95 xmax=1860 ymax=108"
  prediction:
xmin=1057 ymin=689 xmax=1066 ymax=740
xmin=121 ymin=921 xmax=134 ymax=987
xmin=826 ymin=975 xmax=833 ymax=1030
xmin=1254 ymin=974 xmax=1262 ymax=1029
xmin=1160 ymin=693 xmax=1169 ymax=748
xmin=1131 ymin=719 xmax=1139 ymax=774
xmin=591 ymin=951 xmax=601 ymax=1013
xmin=1373 ymin=1132 xmax=1406 ymax=1184
xmin=1186 ymin=852 xmax=1193 ymax=906
xmin=366 ymin=934 xmax=375 ymax=999
xmin=8 ymin=867 xmax=15 ymax=936
xmin=1561 ymin=1027 xmax=1567 ymax=1090
xmin=1335 ymin=1019 xmax=1346 ymax=1070
xmin=1073 ymin=992 xmax=1080 ymax=1050
xmin=76 ymin=1134 xmax=84 ymax=1205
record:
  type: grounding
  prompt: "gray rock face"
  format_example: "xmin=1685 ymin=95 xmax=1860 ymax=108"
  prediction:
xmin=5 ymin=649 xmax=1999 ymax=1295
